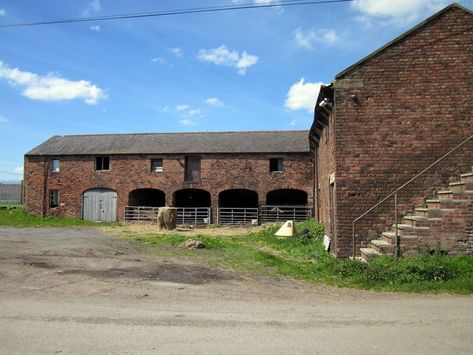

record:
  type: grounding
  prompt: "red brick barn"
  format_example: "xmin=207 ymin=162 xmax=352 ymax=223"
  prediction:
xmin=311 ymin=3 xmax=473 ymax=259
xmin=24 ymin=131 xmax=314 ymax=225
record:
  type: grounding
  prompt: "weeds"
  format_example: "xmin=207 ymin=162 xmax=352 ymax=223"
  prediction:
xmin=126 ymin=219 xmax=473 ymax=293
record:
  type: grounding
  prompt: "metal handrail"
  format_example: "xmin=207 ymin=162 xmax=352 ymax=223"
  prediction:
xmin=352 ymin=134 xmax=473 ymax=259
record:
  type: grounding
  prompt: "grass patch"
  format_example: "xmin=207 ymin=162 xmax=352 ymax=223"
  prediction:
xmin=124 ymin=219 xmax=473 ymax=293
xmin=0 ymin=207 xmax=111 ymax=227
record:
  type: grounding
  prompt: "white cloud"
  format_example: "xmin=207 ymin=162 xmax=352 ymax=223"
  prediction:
xmin=205 ymin=97 xmax=224 ymax=107
xmin=151 ymin=57 xmax=174 ymax=68
xmin=232 ymin=0 xmax=282 ymax=11
xmin=13 ymin=166 xmax=23 ymax=174
xmin=169 ymin=47 xmax=183 ymax=58
xmin=289 ymin=119 xmax=297 ymax=127
xmin=176 ymin=104 xmax=205 ymax=122
xmin=236 ymin=51 xmax=259 ymax=75
xmin=232 ymin=0 xmax=278 ymax=4
xmin=188 ymin=109 xmax=203 ymax=116
xmin=89 ymin=25 xmax=101 ymax=32
xmin=352 ymin=0 xmax=450 ymax=24
xmin=198 ymin=46 xmax=239 ymax=65
xmin=0 ymin=61 xmax=106 ymax=105
xmin=0 ymin=116 xmax=7 ymax=123
xmin=176 ymin=104 xmax=189 ymax=111
xmin=198 ymin=45 xmax=258 ymax=75
xmin=285 ymin=78 xmax=323 ymax=113
xmin=179 ymin=119 xmax=195 ymax=126
xmin=151 ymin=57 xmax=166 ymax=64
xmin=293 ymin=28 xmax=339 ymax=49
xmin=82 ymin=0 xmax=101 ymax=16
xmin=0 ymin=9 xmax=6 ymax=16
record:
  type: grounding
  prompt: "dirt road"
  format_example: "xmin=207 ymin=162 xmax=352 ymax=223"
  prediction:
xmin=0 ymin=227 xmax=472 ymax=354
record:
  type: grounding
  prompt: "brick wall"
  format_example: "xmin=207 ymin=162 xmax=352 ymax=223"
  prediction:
xmin=24 ymin=153 xmax=313 ymax=222
xmin=330 ymin=7 xmax=473 ymax=257
xmin=315 ymin=112 xmax=337 ymax=251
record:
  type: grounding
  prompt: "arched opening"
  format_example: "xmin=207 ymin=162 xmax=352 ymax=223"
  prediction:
xmin=128 ymin=188 xmax=165 ymax=207
xmin=266 ymin=189 xmax=308 ymax=206
xmin=219 ymin=189 xmax=258 ymax=208
xmin=173 ymin=189 xmax=211 ymax=207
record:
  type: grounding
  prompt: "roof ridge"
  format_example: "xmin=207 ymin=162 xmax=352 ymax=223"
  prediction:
xmin=59 ymin=130 xmax=309 ymax=138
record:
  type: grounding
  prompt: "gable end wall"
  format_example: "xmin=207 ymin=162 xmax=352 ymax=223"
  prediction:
xmin=332 ymin=7 xmax=473 ymax=257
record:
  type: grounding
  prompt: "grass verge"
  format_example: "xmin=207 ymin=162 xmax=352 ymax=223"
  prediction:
xmin=1 ymin=208 xmax=471 ymax=293
xmin=121 ymin=220 xmax=473 ymax=294
xmin=0 ymin=207 xmax=109 ymax=227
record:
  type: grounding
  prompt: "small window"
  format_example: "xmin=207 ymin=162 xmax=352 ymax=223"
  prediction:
xmin=151 ymin=158 xmax=163 ymax=173
xmin=49 ymin=190 xmax=59 ymax=208
xmin=269 ymin=158 xmax=283 ymax=172
xmin=185 ymin=156 xmax=201 ymax=182
xmin=51 ymin=159 xmax=60 ymax=172
xmin=95 ymin=156 xmax=110 ymax=171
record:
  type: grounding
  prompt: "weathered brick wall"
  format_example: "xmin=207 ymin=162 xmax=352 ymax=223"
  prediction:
xmin=24 ymin=153 xmax=313 ymax=222
xmin=315 ymin=113 xmax=336 ymax=250
xmin=331 ymin=7 xmax=473 ymax=257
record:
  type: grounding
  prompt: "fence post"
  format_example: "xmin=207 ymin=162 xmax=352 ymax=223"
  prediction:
xmin=20 ymin=180 xmax=24 ymax=205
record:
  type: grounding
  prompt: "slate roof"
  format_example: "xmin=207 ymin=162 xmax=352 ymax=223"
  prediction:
xmin=26 ymin=130 xmax=310 ymax=156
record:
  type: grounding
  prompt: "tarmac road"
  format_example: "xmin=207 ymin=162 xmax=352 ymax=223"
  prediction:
xmin=0 ymin=227 xmax=472 ymax=354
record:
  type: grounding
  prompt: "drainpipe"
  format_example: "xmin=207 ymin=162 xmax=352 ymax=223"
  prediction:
xmin=314 ymin=147 xmax=319 ymax=221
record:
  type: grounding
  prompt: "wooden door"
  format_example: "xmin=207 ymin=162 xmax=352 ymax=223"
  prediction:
xmin=83 ymin=189 xmax=117 ymax=222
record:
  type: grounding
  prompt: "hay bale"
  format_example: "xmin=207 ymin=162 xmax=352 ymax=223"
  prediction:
xmin=157 ymin=207 xmax=177 ymax=230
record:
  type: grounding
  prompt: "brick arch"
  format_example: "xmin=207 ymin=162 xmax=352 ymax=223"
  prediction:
xmin=266 ymin=189 xmax=308 ymax=206
xmin=218 ymin=189 xmax=259 ymax=208
xmin=173 ymin=188 xmax=211 ymax=207
xmin=128 ymin=188 xmax=165 ymax=207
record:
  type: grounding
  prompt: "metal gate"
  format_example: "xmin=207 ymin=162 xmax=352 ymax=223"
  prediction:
xmin=260 ymin=205 xmax=312 ymax=223
xmin=177 ymin=207 xmax=211 ymax=226
xmin=124 ymin=206 xmax=160 ymax=222
xmin=218 ymin=208 xmax=259 ymax=226
xmin=83 ymin=189 xmax=118 ymax=222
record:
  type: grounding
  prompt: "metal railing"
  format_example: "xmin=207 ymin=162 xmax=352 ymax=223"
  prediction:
xmin=0 ymin=180 xmax=23 ymax=204
xmin=177 ymin=207 xmax=211 ymax=227
xmin=218 ymin=207 xmax=259 ymax=226
xmin=124 ymin=206 xmax=160 ymax=222
xmin=260 ymin=205 xmax=312 ymax=223
xmin=124 ymin=206 xmax=211 ymax=226
xmin=352 ymin=134 xmax=473 ymax=259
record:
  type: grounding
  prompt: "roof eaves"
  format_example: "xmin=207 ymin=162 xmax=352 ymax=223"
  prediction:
xmin=335 ymin=3 xmax=473 ymax=79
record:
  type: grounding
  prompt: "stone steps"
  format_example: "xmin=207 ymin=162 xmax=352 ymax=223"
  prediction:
xmin=360 ymin=166 xmax=473 ymax=262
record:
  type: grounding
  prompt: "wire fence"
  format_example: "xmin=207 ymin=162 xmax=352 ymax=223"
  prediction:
xmin=0 ymin=180 xmax=23 ymax=204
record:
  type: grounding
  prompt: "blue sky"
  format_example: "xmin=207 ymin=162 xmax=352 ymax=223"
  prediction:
xmin=0 ymin=0 xmax=471 ymax=179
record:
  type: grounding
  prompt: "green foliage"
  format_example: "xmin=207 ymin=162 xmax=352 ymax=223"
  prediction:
xmin=118 ymin=219 xmax=473 ymax=293
xmin=0 ymin=207 xmax=105 ymax=227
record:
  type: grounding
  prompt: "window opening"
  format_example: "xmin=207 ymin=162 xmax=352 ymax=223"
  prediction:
xmin=49 ymin=189 xmax=59 ymax=207
xmin=95 ymin=156 xmax=110 ymax=171
xmin=269 ymin=158 xmax=283 ymax=172
xmin=51 ymin=159 xmax=60 ymax=172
